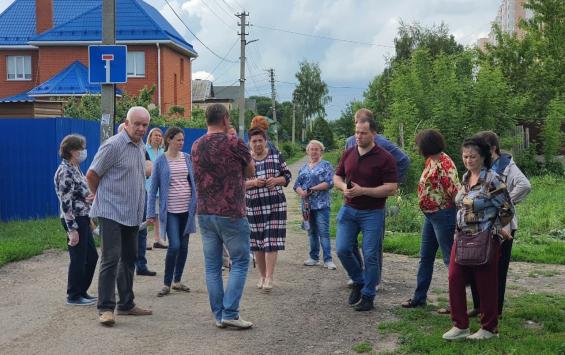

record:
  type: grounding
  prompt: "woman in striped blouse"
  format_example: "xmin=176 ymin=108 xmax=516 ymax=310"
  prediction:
xmin=147 ymin=127 xmax=197 ymax=297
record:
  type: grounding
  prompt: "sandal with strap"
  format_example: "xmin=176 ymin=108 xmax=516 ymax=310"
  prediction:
xmin=437 ymin=306 xmax=451 ymax=314
xmin=157 ymin=286 xmax=170 ymax=297
xmin=172 ymin=283 xmax=191 ymax=292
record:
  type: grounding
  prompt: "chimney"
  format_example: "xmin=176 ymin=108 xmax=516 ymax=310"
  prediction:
xmin=36 ymin=0 xmax=54 ymax=34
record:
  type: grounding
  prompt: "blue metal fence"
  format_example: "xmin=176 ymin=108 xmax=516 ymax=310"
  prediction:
xmin=0 ymin=118 xmax=206 ymax=221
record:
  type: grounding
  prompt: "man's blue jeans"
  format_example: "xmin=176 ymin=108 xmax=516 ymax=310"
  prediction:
xmin=336 ymin=205 xmax=385 ymax=300
xmin=198 ymin=215 xmax=250 ymax=321
xmin=164 ymin=212 xmax=189 ymax=286
xmin=308 ymin=207 xmax=333 ymax=263
xmin=413 ymin=207 xmax=456 ymax=303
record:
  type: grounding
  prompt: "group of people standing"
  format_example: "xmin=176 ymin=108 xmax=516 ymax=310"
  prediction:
xmin=54 ymin=103 xmax=529 ymax=340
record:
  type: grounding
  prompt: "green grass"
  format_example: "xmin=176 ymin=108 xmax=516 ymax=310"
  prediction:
xmin=0 ymin=217 xmax=67 ymax=267
xmin=352 ymin=342 xmax=373 ymax=353
xmin=327 ymin=170 xmax=565 ymax=264
xmin=377 ymin=293 xmax=565 ymax=354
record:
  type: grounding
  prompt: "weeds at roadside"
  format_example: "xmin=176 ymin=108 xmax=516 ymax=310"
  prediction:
xmin=377 ymin=293 xmax=565 ymax=354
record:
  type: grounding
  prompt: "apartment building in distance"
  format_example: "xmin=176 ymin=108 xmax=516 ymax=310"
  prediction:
xmin=476 ymin=0 xmax=534 ymax=50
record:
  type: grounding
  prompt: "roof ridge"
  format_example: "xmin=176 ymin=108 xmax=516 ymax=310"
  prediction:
xmin=31 ymin=3 xmax=103 ymax=41
xmin=128 ymin=0 xmax=168 ymax=38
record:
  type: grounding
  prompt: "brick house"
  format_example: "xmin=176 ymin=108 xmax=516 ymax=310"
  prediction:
xmin=0 ymin=0 xmax=197 ymax=117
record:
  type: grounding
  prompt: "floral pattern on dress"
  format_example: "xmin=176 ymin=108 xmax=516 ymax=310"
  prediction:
xmin=417 ymin=152 xmax=460 ymax=213
xmin=293 ymin=160 xmax=334 ymax=210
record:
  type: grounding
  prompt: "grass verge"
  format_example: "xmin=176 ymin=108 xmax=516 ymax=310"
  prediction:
xmin=0 ymin=217 xmax=66 ymax=267
xmin=378 ymin=293 xmax=565 ymax=354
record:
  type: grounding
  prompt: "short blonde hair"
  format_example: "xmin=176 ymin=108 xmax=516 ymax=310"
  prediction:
xmin=306 ymin=140 xmax=325 ymax=152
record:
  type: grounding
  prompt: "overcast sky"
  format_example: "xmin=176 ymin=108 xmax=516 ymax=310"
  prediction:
xmin=0 ymin=0 xmax=500 ymax=118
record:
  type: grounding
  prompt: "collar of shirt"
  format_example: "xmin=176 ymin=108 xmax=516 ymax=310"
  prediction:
xmin=462 ymin=167 xmax=489 ymax=188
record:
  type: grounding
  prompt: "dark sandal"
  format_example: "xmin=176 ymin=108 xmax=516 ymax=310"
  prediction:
xmin=172 ymin=283 xmax=191 ymax=292
xmin=401 ymin=298 xmax=426 ymax=308
xmin=157 ymin=286 xmax=170 ymax=297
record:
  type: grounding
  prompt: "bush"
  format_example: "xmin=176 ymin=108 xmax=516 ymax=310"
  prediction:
xmin=280 ymin=141 xmax=303 ymax=159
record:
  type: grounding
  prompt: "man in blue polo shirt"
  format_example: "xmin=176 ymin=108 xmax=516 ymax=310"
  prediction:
xmin=334 ymin=114 xmax=398 ymax=311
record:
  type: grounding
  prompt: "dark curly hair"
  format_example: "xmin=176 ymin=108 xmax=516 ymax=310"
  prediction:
xmin=415 ymin=129 xmax=445 ymax=157
xmin=462 ymin=136 xmax=492 ymax=169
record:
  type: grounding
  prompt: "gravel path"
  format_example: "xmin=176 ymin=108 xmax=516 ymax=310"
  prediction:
xmin=1 ymin=156 xmax=563 ymax=355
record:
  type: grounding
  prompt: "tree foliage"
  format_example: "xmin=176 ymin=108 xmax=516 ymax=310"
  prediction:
xmin=292 ymin=61 xmax=331 ymax=124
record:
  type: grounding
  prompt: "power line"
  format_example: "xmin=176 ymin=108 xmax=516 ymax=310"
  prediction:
xmin=276 ymin=80 xmax=366 ymax=90
xmin=220 ymin=0 xmax=237 ymax=13
xmin=200 ymin=0 xmax=236 ymax=31
xmin=252 ymin=24 xmax=395 ymax=48
xmin=204 ymin=38 xmax=239 ymax=81
xmin=213 ymin=0 xmax=236 ymax=16
xmin=163 ymin=0 xmax=236 ymax=62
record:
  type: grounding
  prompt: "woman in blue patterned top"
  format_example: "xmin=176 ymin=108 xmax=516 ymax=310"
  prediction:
xmin=294 ymin=140 xmax=336 ymax=270
xmin=443 ymin=136 xmax=514 ymax=341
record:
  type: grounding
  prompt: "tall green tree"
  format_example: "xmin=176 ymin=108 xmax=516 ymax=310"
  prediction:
xmin=292 ymin=61 xmax=331 ymax=134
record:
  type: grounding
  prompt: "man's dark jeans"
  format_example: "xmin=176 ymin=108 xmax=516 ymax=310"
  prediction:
xmin=97 ymin=217 xmax=138 ymax=312
xmin=135 ymin=193 xmax=149 ymax=272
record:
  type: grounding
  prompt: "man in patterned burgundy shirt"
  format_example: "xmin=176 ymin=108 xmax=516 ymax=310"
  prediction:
xmin=192 ymin=103 xmax=255 ymax=329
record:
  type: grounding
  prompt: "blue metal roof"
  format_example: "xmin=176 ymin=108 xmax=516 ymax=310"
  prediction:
xmin=27 ymin=60 xmax=123 ymax=96
xmin=0 ymin=0 xmax=100 ymax=45
xmin=28 ymin=0 xmax=196 ymax=55
xmin=0 ymin=91 xmax=36 ymax=103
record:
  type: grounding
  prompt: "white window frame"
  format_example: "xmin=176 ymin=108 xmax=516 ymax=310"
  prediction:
xmin=127 ymin=51 xmax=145 ymax=78
xmin=6 ymin=55 xmax=32 ymax=81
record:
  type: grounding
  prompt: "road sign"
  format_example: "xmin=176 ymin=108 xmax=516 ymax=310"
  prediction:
xmin=88 ymin=45 xmax=127 ymax=84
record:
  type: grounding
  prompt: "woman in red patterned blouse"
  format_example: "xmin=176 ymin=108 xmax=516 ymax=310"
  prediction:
xmin=402 ymin=129 xmax=460 ymax=310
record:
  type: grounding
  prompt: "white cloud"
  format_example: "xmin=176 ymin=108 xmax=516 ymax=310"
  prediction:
xmin=0 ymin=0 xmax=502 ymax=117
xmin=192 ymin=70 xmax=214 ymax=81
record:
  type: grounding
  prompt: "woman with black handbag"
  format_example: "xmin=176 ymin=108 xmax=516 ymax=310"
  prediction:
xmin=442 ymin=136 xmax=514 ymax=341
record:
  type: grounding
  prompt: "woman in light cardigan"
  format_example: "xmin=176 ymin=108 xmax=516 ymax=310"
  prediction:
xmin=145 ymin=127 xmax=166 ymax=249
xmin=147 ymin=127 xmax=197 ymax=297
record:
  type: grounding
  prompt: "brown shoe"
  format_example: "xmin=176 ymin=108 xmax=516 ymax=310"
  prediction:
xmin=116 ymin=306 xmax=152 ymax=316
xmin=99 ymin=311 xmax=115 ymax=326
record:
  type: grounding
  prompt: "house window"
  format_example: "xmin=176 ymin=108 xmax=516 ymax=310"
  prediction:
xmin=7 ymin=56 xmax=32 ymax=80
xmin=127 ymin=51 xmax=145 ymax=77
xmin=180 ymin=58 xmax=184 ymax=83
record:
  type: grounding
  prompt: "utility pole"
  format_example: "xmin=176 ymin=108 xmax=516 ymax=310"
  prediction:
xmin=268 ymin=68 xmax=278 ymax=146
xmin=236 ymin=11 xmax=249 ymax=138
xmin=291 ymin=102 xmax=296 ymax=144
xmin=100 ymin=0 xmax=116 ymax=143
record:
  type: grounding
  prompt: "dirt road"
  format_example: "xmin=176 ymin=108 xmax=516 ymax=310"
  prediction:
xmin=1 ymin=157 xmax=563 ymax=355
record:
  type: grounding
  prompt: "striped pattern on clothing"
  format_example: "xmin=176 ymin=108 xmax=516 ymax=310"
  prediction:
xmin=88 ymin=131 xmax=146 ymax=226
xmin=246 ymin=150 xmax=292 ymax=252
xmin=167 ymin=157 xmax=191 ymax=213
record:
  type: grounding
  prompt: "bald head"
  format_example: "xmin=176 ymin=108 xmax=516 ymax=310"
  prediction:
xmin=124 ymin=106 xmax=150 ymax=143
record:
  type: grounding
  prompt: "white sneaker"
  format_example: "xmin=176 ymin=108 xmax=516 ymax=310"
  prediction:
xmin=215 ymin=320 xmax=226 ymax=328
xmin=347 ymin=278 xmax=354 ymax=288
xmin=304 ymin=258 xmax=321 ymax=266
xmin=221 ymin=318 xmax=253 ymax=329
xmin=324 ymin=261 xmax=337 ymax=270
xmin=466 ymin=328 xmax=498 ymax=340
xmin=442 ymin=326 xmax=470 ymax=340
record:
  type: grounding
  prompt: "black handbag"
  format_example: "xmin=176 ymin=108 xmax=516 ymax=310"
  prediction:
xmin=454 ymin=228 xmax=495 ymax=266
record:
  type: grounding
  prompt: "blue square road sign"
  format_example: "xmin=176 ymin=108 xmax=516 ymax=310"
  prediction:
xmin=89 ymin=45 xmax=127 ymax=84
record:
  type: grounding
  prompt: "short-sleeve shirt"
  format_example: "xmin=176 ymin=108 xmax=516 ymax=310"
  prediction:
xmin=335 ymin=145 xmax=397 ymax=210
xmin=191 ymin=132 xmax=252 ymax=218
xmin=293 ymin=160 xmax=334 ymax=210
xmin=88 ymin=130 xmax=146 ymax=226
